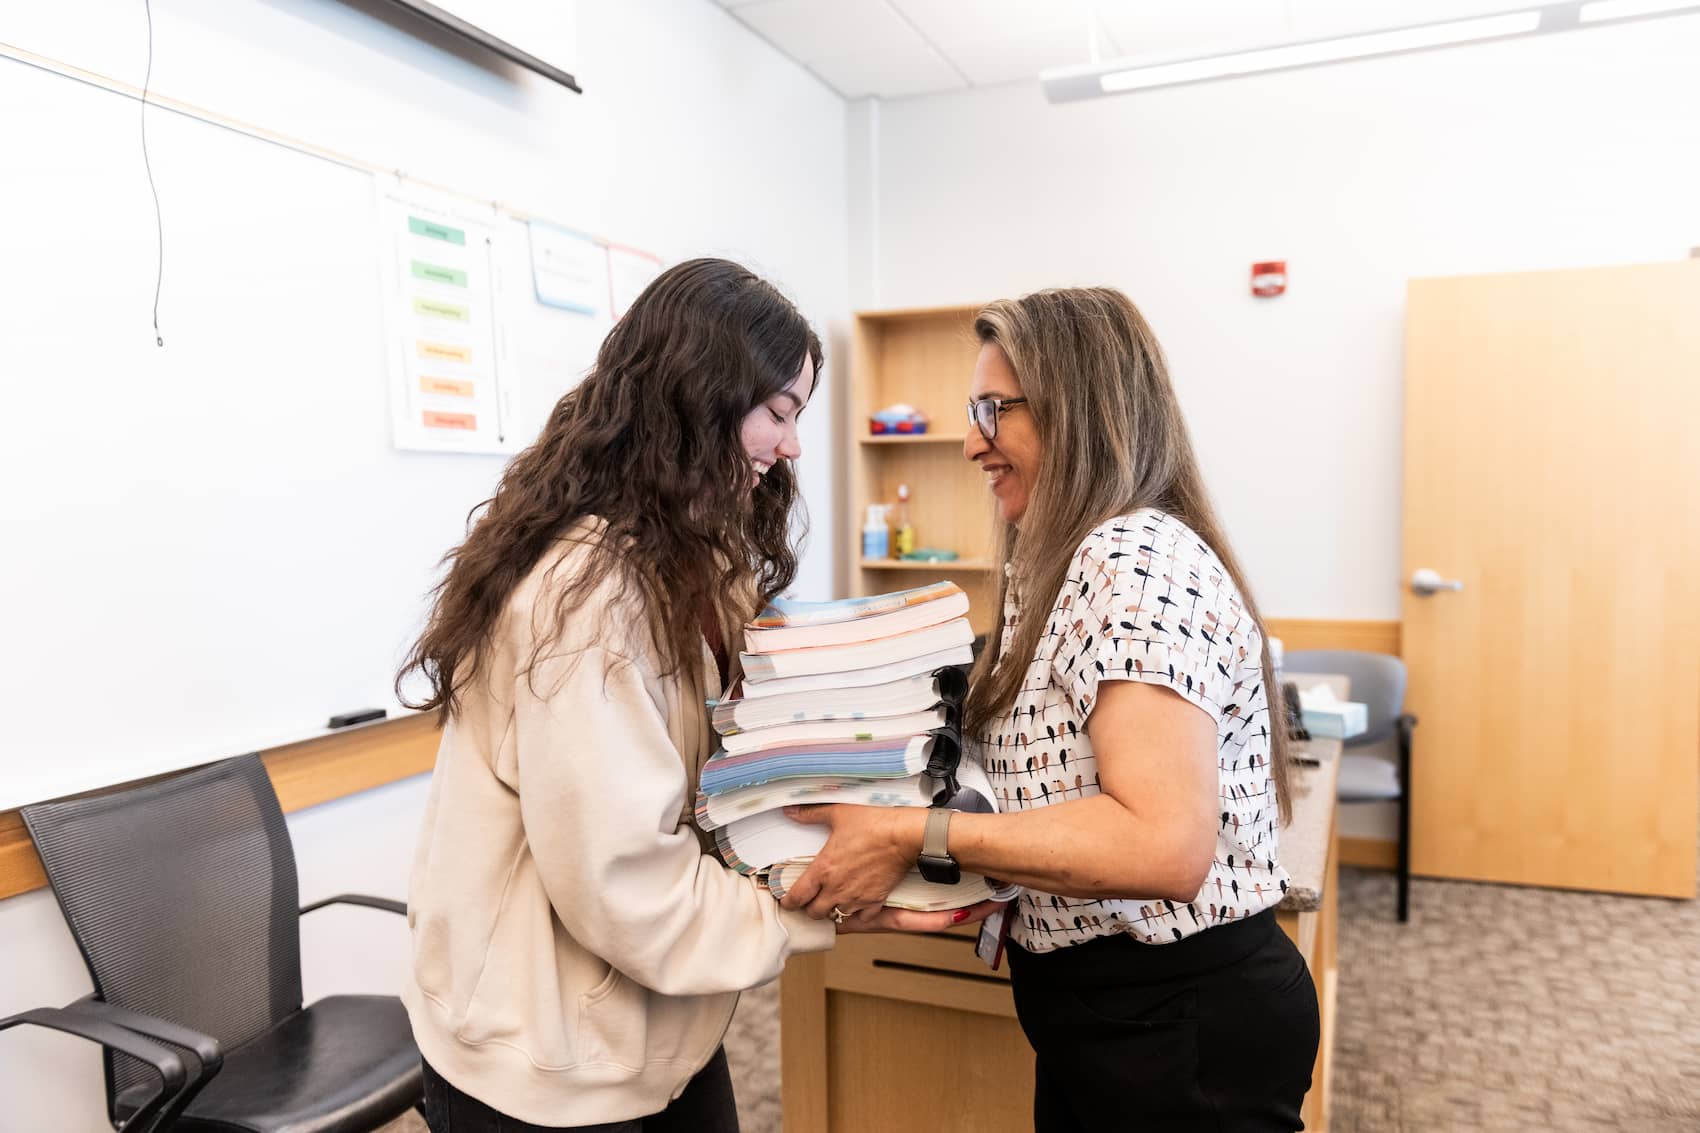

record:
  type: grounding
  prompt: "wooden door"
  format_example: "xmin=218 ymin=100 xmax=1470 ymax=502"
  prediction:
xmin=1403 ymin=260 xmax=1700 ymax=897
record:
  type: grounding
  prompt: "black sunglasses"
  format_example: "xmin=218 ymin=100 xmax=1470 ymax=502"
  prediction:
xmin=966 ymin=396 xmax=1028 ymax=441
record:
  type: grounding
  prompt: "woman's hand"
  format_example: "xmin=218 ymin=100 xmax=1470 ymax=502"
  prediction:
xmin=778 ymin=803 xmax=924 ymax=920
xmin=836 ymin=898 xmax=1008 ymax=934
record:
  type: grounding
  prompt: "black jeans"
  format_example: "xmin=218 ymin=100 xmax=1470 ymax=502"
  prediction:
xmin=420 ymin=1048 xmax=739 ymax=1133
xmin=1008 ymin=910 xmax=1319 ymax=1132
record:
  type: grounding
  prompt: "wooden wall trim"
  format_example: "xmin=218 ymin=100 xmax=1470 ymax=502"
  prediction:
xmin=0 ymin=714 xmax=440 ymax=903
xmin=1267 ymin=618 xmax=1401 ymax=658
xmin=3 ymin=619 xmax=1395 ymax=904
xmin=1339 ymin=836 xmax=1399 ymax=870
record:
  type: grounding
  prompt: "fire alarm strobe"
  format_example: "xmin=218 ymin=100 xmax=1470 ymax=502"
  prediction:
xmin=1252 ymin=261 xmax=1287 ymax=297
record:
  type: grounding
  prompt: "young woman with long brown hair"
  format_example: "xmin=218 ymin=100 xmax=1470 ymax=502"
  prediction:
xmin=782 ymin=287 xmax=1320 ymax=1131
xmin=396 ymin=258 xmax=987 ymax=1133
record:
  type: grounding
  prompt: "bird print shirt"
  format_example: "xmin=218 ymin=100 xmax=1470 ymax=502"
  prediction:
xmin=980 ymin=509 xmax=1289 ymax=953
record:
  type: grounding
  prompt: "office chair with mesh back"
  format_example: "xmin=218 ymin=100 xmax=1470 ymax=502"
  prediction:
xmin=17 ymin=753 xmax=423 ymax=1132
xmin=1283 ymin=649 xmax=1418 ymax=922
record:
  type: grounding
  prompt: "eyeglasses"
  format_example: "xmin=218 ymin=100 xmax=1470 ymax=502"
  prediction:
xmin=966 ymin=396 xmax=1028 ymax=441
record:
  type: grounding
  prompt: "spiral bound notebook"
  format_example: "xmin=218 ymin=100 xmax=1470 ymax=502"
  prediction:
xmin=738 ymin=617 xmax=975 ymax=683
xmin=704 ymin=582 xmax=991 ymax=911
xmin=736 ymin=644 xmax=973 ymax=699
xmin=698 ymin=731 xmax=960 ymax=797
xmin=713 ymin=667 xmax=967 ymax=736
xmin=712 ymin=756 xmax=999 ymax=876
xmin=743 ymin=584 xmax=970 ymax=653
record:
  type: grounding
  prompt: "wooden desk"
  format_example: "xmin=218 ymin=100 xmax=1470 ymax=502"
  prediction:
xmin=780 ymin=680 xmax=1346 ymax=1133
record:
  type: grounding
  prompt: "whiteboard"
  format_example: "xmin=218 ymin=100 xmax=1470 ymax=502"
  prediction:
xmin=0 ymin=58 xmax=609 ymax=809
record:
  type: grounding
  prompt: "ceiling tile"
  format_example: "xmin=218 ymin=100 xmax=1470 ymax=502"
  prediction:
xmin=943 ymin=25 xmax=1104 ymax=85
xmin=892 ymin=0 xmax=1092 ymax=46
xmin=735 ymin=0 xmax=927 ymax=62
xmin=1093 ymin=0 xmax=1293 ymax=60
xmin=808 ymin=43 xmax=971 ymax=98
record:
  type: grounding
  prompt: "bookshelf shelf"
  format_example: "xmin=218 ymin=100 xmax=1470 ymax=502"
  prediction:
xmin=858 ymin=431 xmax=968 ymax=446
xmin=859 ymin=558 xmax=996 ymax=572
xmin=846 ymin=305 xmax=998 ymax=635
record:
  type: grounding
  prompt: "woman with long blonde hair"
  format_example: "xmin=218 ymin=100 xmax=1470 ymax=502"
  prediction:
xmin=783 ymin=287 xmax=1319 ymax=1130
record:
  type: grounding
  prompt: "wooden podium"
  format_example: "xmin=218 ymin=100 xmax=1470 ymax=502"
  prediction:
xmin=779 ymin=734 xmax=1342 ymax=1132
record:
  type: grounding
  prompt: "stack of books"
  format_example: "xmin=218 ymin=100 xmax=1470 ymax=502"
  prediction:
xmin=698 ymin=581 xmax=1016 ymax=912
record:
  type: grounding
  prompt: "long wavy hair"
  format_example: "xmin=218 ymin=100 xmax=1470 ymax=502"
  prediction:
xmin=399 ymin=257 xmax=822 ymax=720
xmin=963 ymin=287 xmax=1293 ymax=823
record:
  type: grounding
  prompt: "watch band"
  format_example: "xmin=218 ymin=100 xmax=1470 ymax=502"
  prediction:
xmin=918 ymin=806 xmax=960 ymax=884
xmin=922 ymin=806 xmax=954 ymax=860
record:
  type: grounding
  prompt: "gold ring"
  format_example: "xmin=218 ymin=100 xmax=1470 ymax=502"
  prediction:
xmin=832 ymin=906 xmax=848 ymax=925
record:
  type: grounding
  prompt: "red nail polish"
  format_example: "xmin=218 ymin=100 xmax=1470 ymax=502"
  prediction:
xmin=951 ymin=908 xmax=971 ymax=924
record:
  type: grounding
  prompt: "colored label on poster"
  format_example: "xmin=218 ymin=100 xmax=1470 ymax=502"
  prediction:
xmin=423 ymin=410 xmax=478 ymax=430
xmin=420 ymin=376 xmax=475 ymax=398
xmin=408 ymin=216 xmax=466 ymax=245
xmin=413 ymin=297 xmax=469 ymax=321
xmin=418 ymin=341 xmax=472 ymax=363
xmin=411 ymin=261 xmax=467 ymax=287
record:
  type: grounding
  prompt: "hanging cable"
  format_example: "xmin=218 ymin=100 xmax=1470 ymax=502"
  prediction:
xmin=141 ymin=0 xmax=165 ymax=346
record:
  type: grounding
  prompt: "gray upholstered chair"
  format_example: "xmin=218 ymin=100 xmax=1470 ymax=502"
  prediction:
xmin=15 ymin=753 xmax=422 ymax=1131
xmin=1283 ymin=649 xmax=1417 ymax=922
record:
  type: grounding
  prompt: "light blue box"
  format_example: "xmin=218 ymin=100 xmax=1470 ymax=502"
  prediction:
xmin=1301 ymin=702 xmax=1368 ymax=740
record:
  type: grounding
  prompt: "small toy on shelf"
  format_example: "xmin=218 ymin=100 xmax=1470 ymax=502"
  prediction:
xmin=868 ymin=402 xmax=929 ymax=435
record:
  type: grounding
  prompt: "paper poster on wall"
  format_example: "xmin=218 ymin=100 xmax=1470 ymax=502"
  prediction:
xmin=375 ymin=175 xmax=516 ymax=454
xmin=528 ymin=221 xmax=607 ymax=316
xmin=607 ymin=243 xmax=664 ymax=318
xmin=498 ymin=215 xmax=611 ymax=444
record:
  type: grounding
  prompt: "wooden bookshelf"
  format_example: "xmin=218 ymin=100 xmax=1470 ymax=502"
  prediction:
xmin=846 ymin=305 xmax=998 ymax=636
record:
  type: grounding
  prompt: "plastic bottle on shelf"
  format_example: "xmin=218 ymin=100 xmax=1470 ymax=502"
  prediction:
xmin=861 ymin=503 xmax=891 ymax=560
xmin=893 ymin=483 xmax=916 ymax=557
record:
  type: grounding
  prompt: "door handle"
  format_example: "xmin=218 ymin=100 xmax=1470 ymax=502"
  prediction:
xmin=1411 ymin=567 xmax=1464 ymax=596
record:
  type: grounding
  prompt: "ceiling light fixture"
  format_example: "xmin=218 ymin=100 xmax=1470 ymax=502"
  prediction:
xmin=1041 ymin=0 xmax=1700 ymax=102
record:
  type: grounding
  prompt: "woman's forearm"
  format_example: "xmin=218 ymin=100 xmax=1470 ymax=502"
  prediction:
xmin=890 ymin=795 xmax=1211 ymax=903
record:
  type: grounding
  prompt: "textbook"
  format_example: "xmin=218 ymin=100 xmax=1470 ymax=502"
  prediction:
xmin=698 ymin=732 xmax=957 ymax=797
xmin=743 ymin=585 xmax=970 ymax=653
xmin=738 ymin=617 xmax=974 ymax=683
xmin=714 ymin=757 xmax=999 ymax=877
xmin=718 ymin=706 xmax=950 ymax=756
xmin=695 ymin=770 xmax=944 ymax=832
xmin=712 ymin=667 xmax=967 ymax=736
xmin=749 ymin=580 xmax=962 ymax=629
xmin=736 ymin=644 xmax=973 ymax=700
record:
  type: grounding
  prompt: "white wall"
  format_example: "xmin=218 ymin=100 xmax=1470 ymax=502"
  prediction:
xmin=0 ymin=2 xmax=845 ymax=1127
xmin=852 ymin=15 xmax=1700 ymax=621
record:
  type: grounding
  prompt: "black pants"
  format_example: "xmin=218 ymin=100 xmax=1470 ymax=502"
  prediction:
xmin=1008 ymin=910 xmax=1319 ymax=1133
xmin=420 ymin=1048 xmax=739 ymax=1133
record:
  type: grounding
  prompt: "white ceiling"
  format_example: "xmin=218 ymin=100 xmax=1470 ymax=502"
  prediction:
xmin=713 ymin=0 xmax=1559 ymax=99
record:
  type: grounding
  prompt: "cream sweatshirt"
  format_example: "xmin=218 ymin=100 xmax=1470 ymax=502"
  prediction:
xmin=401 ymin=529 xmax=835 ymax=1126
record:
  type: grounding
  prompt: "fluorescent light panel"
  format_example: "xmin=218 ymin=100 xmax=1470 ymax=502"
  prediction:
xmin=1043 ymin=0 xmax=1700 ymax=102
xmin=1579 ymin=0 xmax=1700 ymax=21
xmin=1099 ymin=12 xmax=1540 ymax=93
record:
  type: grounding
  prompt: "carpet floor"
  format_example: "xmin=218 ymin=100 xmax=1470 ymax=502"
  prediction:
xmin=385 ymin=865 xmax=1700 ymax=1132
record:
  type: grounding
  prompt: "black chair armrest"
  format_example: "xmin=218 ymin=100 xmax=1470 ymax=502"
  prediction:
xmin=65 ymin=997 xmax=222 ymax=1129
xmin=67 ymin=995 xmax=223 ymax=1075
xmin=1397 ymin=712 xmax=1418 ymax=733
xmin=0 ymin=1005 xmax=185 ymax=1132
xmin=300 ymin=893 xmax=407 ymax=917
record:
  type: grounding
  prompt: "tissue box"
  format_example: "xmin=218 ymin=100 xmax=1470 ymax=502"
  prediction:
xmin=1301 ymin=701 xmax=1368 ymax=740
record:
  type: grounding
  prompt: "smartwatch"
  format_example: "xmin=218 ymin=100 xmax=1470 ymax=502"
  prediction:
xmin=917 ymin=806 xmax=961 ymax=885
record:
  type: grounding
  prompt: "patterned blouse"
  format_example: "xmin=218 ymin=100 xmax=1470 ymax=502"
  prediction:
xmin=978 ymin=508 xmax=1289 ymax=953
